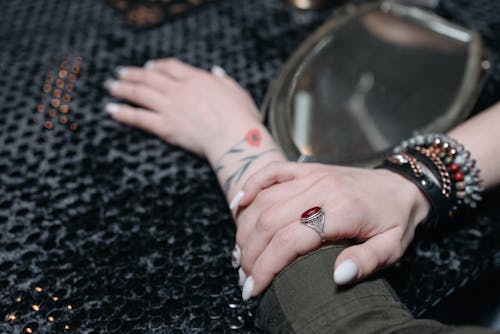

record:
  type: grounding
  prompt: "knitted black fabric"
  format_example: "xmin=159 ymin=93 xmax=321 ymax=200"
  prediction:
xmin=0 ymin=0 xmax=498 ymax=332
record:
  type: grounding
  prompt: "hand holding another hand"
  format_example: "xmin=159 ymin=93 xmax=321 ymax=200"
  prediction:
xmin=233 ymin=161 xmax=430 ymax=300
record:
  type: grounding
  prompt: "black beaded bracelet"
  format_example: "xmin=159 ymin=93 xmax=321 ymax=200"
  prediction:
xmin=379 ymin=133 xmax=483 ymax=227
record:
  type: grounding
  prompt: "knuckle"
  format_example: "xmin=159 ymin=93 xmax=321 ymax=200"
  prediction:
xmin=274 ymin=229 xmax=296 ymax=249
xmin=256 ymin=213 xmax=275 ymax=232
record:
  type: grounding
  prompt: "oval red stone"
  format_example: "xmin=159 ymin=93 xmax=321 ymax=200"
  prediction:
xmin=448 ymin=163 xmax=459 ymax=173
xmin=301 ymin=207 xmax=321 ymax=219
xmin=453 ymin=172 xmax=464 ymax=182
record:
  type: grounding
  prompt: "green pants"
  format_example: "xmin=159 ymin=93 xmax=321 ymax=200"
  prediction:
xmin=256 ymin=246 xmax=496 ymax=334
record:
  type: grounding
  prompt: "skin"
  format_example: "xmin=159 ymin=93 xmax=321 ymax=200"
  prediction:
xmin=106 ymin=58 xmax=500 ymax=300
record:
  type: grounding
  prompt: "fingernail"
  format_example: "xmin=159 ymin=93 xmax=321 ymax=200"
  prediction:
xmin=105 ymin=103 xmax=120 ymax=115
xmin=211 ymin=65 xmax=227 ymax=77
xmin=238 ymin=268 xmax=247 ymax=289
xmin=104 ymin=79 xmax=118 ymax=91
xmin=114 ymin=66 xmax=128 ymax=78
xmin=333 ymin=260 xmax=358 ymax=285
xmin=229 ymin=190 xmax=244 ymax=210
xmin=231 ymin=245 xmax=241 ymax=268
xmin=144 ymin=60 xmax=154 ymax=69
xmin=242 ymin=276 xmax=254 ymax=301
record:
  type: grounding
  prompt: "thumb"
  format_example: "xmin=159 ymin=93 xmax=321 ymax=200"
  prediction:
xmin=333 ymin=229 xmax=403 ymax=285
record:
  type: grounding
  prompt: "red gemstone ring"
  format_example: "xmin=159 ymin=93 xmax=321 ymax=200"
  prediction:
xmin=300 ymin=207 xmax=326 ymax=242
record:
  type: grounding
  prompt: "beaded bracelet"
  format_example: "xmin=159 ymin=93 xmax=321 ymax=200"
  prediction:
xmin=379 ymin=133 xmax=483 ymax=227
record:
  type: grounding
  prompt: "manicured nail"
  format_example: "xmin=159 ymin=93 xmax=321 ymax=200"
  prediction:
xmin=238 ymin=268 xmax=247 ymax=289
xmin=242 ymin=276 xmax=254 ymax=301
xmin=104 ymin=79 xmax=118 ymax=91
xmin=114 ymin=66 xmax=128 ymax=78
xmin=105 ymin=103 xmax=120 ymax=115
xmin=231 ymin=245 xmax=241 ymax=268
xmin=333 ymin=260 xmax=358 ymax=285
xmin=229 ymin=190 xmax=244 ymax=210
xmin=144 ymin=60 xmax=154 ymax=69
xmin=211 ymin=65 xmax=227 ymax=77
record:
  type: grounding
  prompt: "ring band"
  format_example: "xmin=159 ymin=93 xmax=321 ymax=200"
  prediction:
xmin=300 ymin=207 xmax=325 ymax=242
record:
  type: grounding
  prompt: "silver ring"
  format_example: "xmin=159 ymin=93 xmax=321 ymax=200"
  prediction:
xmin=300 ymin=207 xmax=325 ymax=242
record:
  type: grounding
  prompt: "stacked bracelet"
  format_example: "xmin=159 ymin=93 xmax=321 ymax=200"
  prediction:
xmin=378 ymin=134 xmax=483 ymax=227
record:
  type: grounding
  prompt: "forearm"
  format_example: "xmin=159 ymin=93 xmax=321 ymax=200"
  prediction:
xmin=448 ymin=102 xmax=500 ymax=189
xmin=204 ymin=122 xmax=286 ymax=207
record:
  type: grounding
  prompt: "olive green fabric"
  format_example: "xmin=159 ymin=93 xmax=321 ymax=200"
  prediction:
xmin=256 ymin=246 xmax=496 ymax=334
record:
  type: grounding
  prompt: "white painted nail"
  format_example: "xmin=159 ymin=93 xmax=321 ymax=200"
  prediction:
xmin=105 ymin=103 xmax=120 ymax=115
xmin=115 ymin=66 xmax=128 ymax=78
xmin=229 ymin=190 xmax=244 ymax=210
xmin=238 ymin=268 xmax=247 ymax=289
xmin=144 ymin=60 xmax=154 ymax=69
xmin=242 ymin=276 xmax=254 ymax=301
xmin=104 ymin=79 xmax=118 ymax=91
xmin=333 ymin=260 xmax=359 ymax=285
xmin=211 ymin=65 xmax=227 ymax=77
xmin=231 ymin=245 xmax=241 ymax=269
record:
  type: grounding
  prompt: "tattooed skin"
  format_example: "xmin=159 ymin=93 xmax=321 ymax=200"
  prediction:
xmin=215 ymin=128 xmax=279 ymax=192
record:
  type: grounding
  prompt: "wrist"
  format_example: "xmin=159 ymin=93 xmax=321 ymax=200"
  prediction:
xmin=205 ymin=122 xmax=279 ymax=166
xmin=376 ymin=168 xmax=431 ymax=229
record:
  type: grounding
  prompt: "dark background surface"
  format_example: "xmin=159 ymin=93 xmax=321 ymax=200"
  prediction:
xmin=0 ymin=0 xmax=499 ymax=332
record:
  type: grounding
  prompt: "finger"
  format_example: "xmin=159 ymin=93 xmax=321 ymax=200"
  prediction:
xmin=237 ymin=161 xmax=307 ymax=208
xmin=105 ymin=79 xmax=168 ymax=111
xmin=105 ymin=103 xmax=167 ymax=138
xmin=235 ymin=173 xmax=322 ymax=252
xmin=145 ymin=58 xmax=203 ymax=80
xmin=115 ymin=66 xmax=177 ymax=93
xmin=242 ymin=223 xmax=320 ymax=300
xmin=239 ymin=182 xmax=325 ymax=273
xmin=333 ymin=228 xmax=404 ymax=285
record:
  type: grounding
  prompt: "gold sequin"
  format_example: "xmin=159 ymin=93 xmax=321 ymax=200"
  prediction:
xmin=37 ymin=104 xmax=45 ymax=113
xmin=67 ymin=304 xmax=73 ymax=310
xmin=25 ymin=328 xmax=33 ymax=334
xmin=34 ymin=286 xmax=43 ymax=292
xmin=32 ymin=304 xmax=40 ymax=312
xmin=6 ymin=313 xmax=16 ymax=321
xmin=45 ymin=74 xmax=53 ymax=82
xmin=52 ymin=296 xmax=59 ymax=302
xmin=53 ymin=89 xmax=62 ymax=98
xmin=56 ymin=79 xmax=65 ymax=88
xmin=15 ymin=297 xmax=22 ymax=302
xmin=72 ymin=66 xmax=80 ymax=74
xmin=43 ymin=83 xmax=51 ymax=93
xmin=70 ymin=123 xmax=78 ymax=131
xmin=60 ymin=105 xmax=70 ymax=113
xmin=58 ymin=69 xmax=68 ymax=79
xmin=48 ymin=109 xmax=57 ymax=118
xmin=63 ymin=94 xmax=71 ymax=103
xmin=59 ymin=116 xmax=68 ymax=125
xmin=68 ymin=74 xmax=77 ymax=82
xmin=64 ymin=325 xmax=70 ymax=330
xmin=66 ymin=84 xmax=74 ymax=92
xmin=170 ymin=3 xmax=188 ymax=14
xmin=44 ymin=121 xmax=54 ymax=129
xmin=51 ymin=99 xmax=60 ymax=107
xmin=48 ymin=316 xmax=55 ymax=322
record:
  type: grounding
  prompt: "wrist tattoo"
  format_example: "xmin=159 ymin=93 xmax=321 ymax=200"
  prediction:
xmin=214 ymin=128 xmax=279 ymax=192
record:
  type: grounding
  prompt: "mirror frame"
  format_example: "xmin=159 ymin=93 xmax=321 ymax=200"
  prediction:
xmin=263 ymin=1 xmax=491 ymax=166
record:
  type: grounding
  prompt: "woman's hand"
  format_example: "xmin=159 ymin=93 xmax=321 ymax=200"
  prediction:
xmin=105 ymin=58 xmax=262 ymax=157
xmin=233 ymin=161 xmax=430 ymax=300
